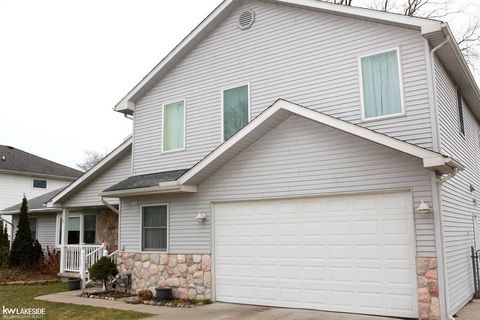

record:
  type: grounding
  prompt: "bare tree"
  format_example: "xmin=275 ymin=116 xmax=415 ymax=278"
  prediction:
xmin=457 ymin=18 xmax=480 ymax=63
xmin=76 ymin=149 xmax=108 ymax=172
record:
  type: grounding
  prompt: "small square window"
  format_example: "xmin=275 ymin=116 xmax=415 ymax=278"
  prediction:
xmin=33 ymin=179 xmax=47 ymax=189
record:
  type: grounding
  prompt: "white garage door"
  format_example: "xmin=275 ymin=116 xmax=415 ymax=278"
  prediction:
xmin=214 ymin=191 xmax=418 ymax=318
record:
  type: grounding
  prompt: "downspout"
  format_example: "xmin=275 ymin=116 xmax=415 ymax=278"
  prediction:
xmin=429 ymin=34 xmax=454 ymax=320
xmin=437 ymin=167 xmax=459 ymax=320
xmin=101 ymin=197 xmax=119 ymax=214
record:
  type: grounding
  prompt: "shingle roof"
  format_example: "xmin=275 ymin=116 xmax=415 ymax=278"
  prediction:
xmin=1 ymin=187 xmax=65 ymax=213
xmin=103 ymin=169 xmax=188 ymax=192
xmin=0 ymin=145 xmax=82 ymax=179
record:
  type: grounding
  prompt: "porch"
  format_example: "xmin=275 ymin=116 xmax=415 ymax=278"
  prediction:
xmin=58 ymin=206 xmax=119 ymax=285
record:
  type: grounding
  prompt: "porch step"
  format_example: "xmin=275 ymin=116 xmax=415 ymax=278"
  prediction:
xmin=57 ymin=272 xmax=81 ymax=281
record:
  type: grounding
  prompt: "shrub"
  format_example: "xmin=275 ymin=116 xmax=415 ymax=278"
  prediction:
xmin=8 ymin=197 xmax=43 ymax=268
xmin=0 ymin=220 xmax=9 ymax=268
xmin=89 ymin=256 xmax=118 ymax=290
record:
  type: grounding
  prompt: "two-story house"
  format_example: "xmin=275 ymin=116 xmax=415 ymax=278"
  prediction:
xmin=48 ymin=1 xmax=480 ymax=319
xmin=0 ymin=145 xmax=81 ymax=248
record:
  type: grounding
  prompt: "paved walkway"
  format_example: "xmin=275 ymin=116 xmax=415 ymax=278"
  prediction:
xmin=35 ymin=289 xmax=397 ymax=320
xmin=456 ymin=300 xmax=480 ymax=320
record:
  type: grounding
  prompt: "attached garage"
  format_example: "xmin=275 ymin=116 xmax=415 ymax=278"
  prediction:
xmin=213 ymin=191 xmax=418 ymax=318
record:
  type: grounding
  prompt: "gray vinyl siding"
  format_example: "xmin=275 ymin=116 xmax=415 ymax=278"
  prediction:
xmin=121 ymin=116 xmax=435 ymax=256
xmin=435 ymin=57 xmax=480 ymax=314
xmin=12 ymin=213 xmax=57 ymax=249
xmin=63 ymin=150 xmax=132 ymax=208
xmin=132 ymin=0 xmax=433 ymax=176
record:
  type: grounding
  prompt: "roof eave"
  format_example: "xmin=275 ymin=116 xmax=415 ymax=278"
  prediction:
xmin=99 ymin=184 xmax=197 ymax=198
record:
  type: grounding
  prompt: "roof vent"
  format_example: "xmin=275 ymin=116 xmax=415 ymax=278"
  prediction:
xmin=238 ymin=10 xmax=255 ymax=30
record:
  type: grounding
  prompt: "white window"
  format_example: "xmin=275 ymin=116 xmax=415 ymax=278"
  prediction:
xmin=162 ymin=100 xmax=185 ymax=152
xmin=222 ymin=84 xmax=250 ymax=141
xmin=33 ymin=179 xmax=47 ymax=189
xmin=360 ymin=49 xmax=404 ymax=120
xmin=457 ymin=89 xmax=465 ymax=136
xmin=142 ymin=205 xmax=168 ymax=251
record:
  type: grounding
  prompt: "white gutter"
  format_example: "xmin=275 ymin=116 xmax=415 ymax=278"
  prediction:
xmin=101 ymin=197 xmax=119 ymax=214
xmin=100 ymin=183 xmax=197 ymax=198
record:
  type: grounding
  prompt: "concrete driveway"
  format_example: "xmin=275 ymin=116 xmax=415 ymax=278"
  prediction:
xmin=36 ymin=290 xmax=399 ymax=320
xmin=143 ymin=303 xmax=398 ymax=320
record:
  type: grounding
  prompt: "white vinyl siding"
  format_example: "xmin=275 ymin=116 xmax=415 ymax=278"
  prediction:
xmin=360 ymin=49 xmax=403 ymax=120
xmin=120 ymin=116 xmax=434 ymax=256
xmin=12 ymin=213 xmax=57 ymax=249
xmin=132 ymin=0 xmax=433 ymax=176
xmin=62 ymin=148 xmax=132 ymax=207
xmin=435 ymin=57 xmax=480 ymax=314
xmin=162 ymin=100 xmax=185 ymax=152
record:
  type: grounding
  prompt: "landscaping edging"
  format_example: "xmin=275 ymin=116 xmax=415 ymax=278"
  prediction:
xmin=0 ymin=279 xmax=60 ymax=286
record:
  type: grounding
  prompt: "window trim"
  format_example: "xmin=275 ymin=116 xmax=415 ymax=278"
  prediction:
xmin=161 ymin=98 xmax=186 ymax=153
xmin=56 ymin=212 xmax=98 ymax=246
xmin=29 ymin=217 xmax=38 ymax=240
xmin=32 ymin=178 xmax=48 ymax=189
xmin=358 ymin=47 xmax=406 ymax=122
xmin=457 ymin=89 xmax=465 ymax=136
xmin=140 ymin=204 xmax=169 ymax=253
xmin=221 ymin=83 xmax=251 ymax=142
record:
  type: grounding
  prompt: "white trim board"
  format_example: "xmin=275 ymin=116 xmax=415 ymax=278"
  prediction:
xmin=49 ymin=136 xmax=133 ymax=206
xmin=178 ymin=99 xmax=463 ymax=186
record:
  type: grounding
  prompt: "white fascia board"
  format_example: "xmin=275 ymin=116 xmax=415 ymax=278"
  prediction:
xmin=49 ymin=136 xmax=133 ymax=205
xmin=178 ymin=99 xmax=460 ymax=185
xmin=114 ymin=0 xmax=441 ymax=114
xmin=269 ymin=0 xmax=441 ymax=31
xmin=114 ymin=0 xmax=236 ymax=113
xmin=99 ymin=184 xmax=197 ymax=198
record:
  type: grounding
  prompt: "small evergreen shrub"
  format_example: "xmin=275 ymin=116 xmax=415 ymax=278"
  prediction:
xmin=0 ymin=220 xmax=9 ymax=268
xmin=8 ymin=197 xmax=43 ymax=268
xmin=89 ymin=256 xmax=118 ymax=290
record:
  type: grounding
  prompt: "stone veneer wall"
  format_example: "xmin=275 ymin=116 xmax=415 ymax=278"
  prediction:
xmin=416 ymin=257 xmax=440 ymax=320
xmin=97 ymin=209 xmax=118 ymax=252
xmin=118 ymin=253 xmax=211 ymax=300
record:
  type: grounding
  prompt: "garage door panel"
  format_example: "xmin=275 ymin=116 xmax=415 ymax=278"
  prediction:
xmin=214 ymin=192 xmax=417 ymax=318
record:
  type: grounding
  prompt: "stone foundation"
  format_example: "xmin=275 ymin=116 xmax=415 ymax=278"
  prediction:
xmin=118 ymin=253 xmax=211 ymax=300
xmin=416 ymin=257 xmax=440 ymax=320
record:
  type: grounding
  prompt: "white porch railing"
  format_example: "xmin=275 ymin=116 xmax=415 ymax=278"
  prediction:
xmin=64 ymin=244 xmax=104 ymax=272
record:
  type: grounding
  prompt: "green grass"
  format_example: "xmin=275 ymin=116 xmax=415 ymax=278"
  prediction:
xmin=0 ymin=283 xmax=151 ymax=320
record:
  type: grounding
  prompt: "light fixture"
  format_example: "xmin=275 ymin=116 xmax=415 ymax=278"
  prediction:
xmin=195 ymin=211 xmax=207 ymax=222
xmin=417 ymin=201 xmax=430 ymax=214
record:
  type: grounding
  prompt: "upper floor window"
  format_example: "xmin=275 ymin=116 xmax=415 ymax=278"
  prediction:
xmin=33 ymin=179 xmax=47 ymax=189
xmin=142 ymin=205 xmax=168 ymax=251
xmin=360 ymin=49 xmax=403 ymax=120
xmin=457 ymin=89 xmax=465 ymax=136
xmin=222 ymin=84 xmax=250 ymax=140
xmin=29 ymin=218 xmax=37 ymax=240
xmin=162 ymin=100 xmax=185 ymax=152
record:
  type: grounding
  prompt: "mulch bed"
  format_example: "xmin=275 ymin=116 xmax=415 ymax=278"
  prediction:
xmin=126 ymin=297 xmax=212 ymax=308
xmin=77 ymin=290 xmax=136 ymax=300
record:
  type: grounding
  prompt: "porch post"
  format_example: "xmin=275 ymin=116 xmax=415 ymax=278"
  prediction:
xmin=60 ymin=208 xmax=69 ymax=273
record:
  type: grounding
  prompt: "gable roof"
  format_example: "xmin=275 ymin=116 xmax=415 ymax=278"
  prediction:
xmin=177 ymin=99 xmax=463 ymax=186
xmin=49 ymin=136 xmax=132 ymax=205
xmin=101 ymin=100 xmax=462 ymax=197
xmin=0 ymin=145 xmax=82 ymax=180
xmin=114 ymin=0 xmax=479 ymax=120
xmin=1 ymin=187 xmax=65 ymax=215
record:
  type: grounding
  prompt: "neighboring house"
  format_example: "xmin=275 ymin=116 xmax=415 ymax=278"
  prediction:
xmin=1 ymin=188 xmax=65 ymax=249
xmin=47 ymin=1 xmax=480 ymax=320
xmin=0 ymin=145 xmax=82 ymax=241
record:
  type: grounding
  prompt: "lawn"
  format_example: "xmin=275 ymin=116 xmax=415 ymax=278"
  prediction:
xmin=0 ymin=282 xmax=151 ymax=320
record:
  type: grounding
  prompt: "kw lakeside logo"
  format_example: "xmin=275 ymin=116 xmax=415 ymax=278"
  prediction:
xmin=2 ymin=306 xmax=45 ymax=319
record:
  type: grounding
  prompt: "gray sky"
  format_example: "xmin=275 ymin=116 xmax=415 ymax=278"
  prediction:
xmin=0 ymin=0 xmax=478 ymax=169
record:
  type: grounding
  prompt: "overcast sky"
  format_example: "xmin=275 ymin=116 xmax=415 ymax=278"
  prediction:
xmin=0 ymin=0 xmax=478 ymax=170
